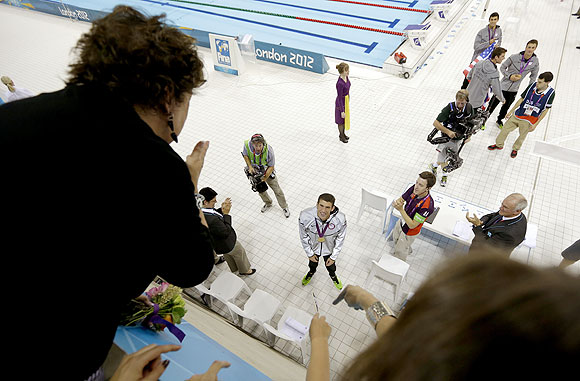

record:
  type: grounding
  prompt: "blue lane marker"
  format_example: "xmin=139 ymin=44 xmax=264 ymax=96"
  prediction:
xmin=364 ymin=41 xmax=378 ymax=53
xmin=140 ymin=0 xmax=380 ymax=53
xmin=374 ymin=0 xmax=415 ymax=5
xmin=251 ymin=0 xmax=398 ymax=26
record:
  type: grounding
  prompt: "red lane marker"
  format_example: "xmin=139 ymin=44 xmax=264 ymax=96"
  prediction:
xmin=296 ymin=16 xmax=405 ymax=35
xmin=327 ymin=0 xmax=432 ymax=13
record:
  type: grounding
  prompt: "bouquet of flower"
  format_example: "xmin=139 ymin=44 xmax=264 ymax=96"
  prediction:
xmin=120 ymin=282 xmax=187 ymax=341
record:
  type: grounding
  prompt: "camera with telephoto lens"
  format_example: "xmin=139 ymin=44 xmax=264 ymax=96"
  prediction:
xmin=244 ymin=167 xmax=268 ymax=193
xmin=426 ymin=108 xmax=489 ymax=173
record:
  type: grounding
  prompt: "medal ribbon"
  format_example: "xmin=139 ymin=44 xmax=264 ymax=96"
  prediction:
xmin=315 ymin=219 xmax=330 ymax=239
xmin=487 ymin=26 xmax=496 ymax=42
xmin=519 ymin=54 xmax=531 ymax=74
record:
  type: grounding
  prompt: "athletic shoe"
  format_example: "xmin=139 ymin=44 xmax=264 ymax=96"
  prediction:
xmin=283 ymin=208 xmax=290 ymax=218
xmin=440 ymin=175 xmax=447 ymax=187
xmin=331 ymin=276 xmax=343 ymax=290
xmin=488 ymin=144 xmax=503 ymax=150
xmin=511 ymin=150 xmax=518 ymax=158
xmin=261 ymin=203 xmax=272 ymax=213
xmin=496 ymin=121 xmax=503 ymax=129
xmin=429 ymin=163 xmax=438 ymax=175
xmin=302 ymin=272 xmax=313 ymax=286
xmin=481 ymin=124 xmax=486 ymax=130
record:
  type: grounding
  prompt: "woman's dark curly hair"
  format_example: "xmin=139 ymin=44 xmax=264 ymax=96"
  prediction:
xmin=67 ymin=6 xmax=205 ymax=111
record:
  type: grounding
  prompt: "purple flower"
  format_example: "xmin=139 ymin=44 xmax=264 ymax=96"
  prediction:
xmin=146 ymin=282 xmax=169 ymax=298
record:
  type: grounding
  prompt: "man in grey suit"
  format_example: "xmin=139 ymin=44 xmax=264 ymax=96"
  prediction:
xmin=466 ymin=193 xmax=528 ymax=256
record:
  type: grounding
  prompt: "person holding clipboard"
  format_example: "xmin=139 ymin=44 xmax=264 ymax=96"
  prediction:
xmin=299 ymin=193 xmax=347 ymax=290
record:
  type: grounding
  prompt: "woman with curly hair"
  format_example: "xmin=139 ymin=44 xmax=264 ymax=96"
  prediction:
xmin=0 ymin=6 xmax=217 ymax=380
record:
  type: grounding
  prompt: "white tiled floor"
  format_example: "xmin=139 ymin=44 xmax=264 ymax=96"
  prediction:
xmin=1 ymin=1 xmax=579 ymax=379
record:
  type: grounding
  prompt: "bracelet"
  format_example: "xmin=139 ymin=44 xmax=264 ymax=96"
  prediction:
xmin=366 ymin=301 xmax=396 ymax=328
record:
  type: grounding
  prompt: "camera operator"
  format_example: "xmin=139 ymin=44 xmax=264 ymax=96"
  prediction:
xmin=428 ymin=89 xmax=474 ymax=187
xmin=242 ymin=133 xmax=290 ymax=217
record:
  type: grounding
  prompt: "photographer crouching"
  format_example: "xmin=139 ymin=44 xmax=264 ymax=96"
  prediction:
xmin=427 ymin=89 xmax=478 ymax=187
xmin=242 ymin=133 xmax=290 ymax=218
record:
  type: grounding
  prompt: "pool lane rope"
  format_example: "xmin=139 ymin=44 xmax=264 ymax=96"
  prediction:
xmin=327 ymin=0 xmax=432 ymax=13
xmin=169 ymin=0 xmax=406 ymax=36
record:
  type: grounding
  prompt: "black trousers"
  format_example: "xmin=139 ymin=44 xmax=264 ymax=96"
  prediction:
xmin=487 ymin=90 xmax=518 ymax=122
xmin=308 ymin=254 xmax=336 ymax=278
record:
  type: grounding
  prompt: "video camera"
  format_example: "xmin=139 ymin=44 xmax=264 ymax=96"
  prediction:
xmin=426 ymin=108 xmax=489 ymax=173
xmin=244 ymin=167 xmax=269 ymax=193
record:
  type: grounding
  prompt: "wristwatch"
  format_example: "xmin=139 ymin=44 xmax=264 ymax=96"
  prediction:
xmin=366 ymin=301 xmax=396 ymax=328
xmin=194 ymin=193 xmax=205 ymax=210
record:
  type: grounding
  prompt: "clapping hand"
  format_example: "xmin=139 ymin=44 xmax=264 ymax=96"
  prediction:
xmin=186 ymin=141 xmax=209 ymax=190
xmin=221 ymin=198 xmax=232 ymax=214
xmin=393 ymin=197 xmax=405 ymax=212
xmin=465 ymin=212 xmax=482 ymax=226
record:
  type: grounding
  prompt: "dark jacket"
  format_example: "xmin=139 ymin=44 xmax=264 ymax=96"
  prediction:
xmin=469 ymin=212 xmax=527 ymax=256
xmin=0 ymin=84 xmax=214 ymax=380
xmin=203 ymin=208 xmax=237 ymax=253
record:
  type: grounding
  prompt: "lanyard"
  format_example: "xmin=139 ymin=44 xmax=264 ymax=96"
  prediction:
xmin=408 ymin=194 xmax=428 ymax=218
xmin=528 ymin=85 xmax=546 ymax=107
xmin=315 ymin=219 xmax=331 ymax=238
xmin=450 ymin=102 xmax=467 ymax=118
xmin=487 ymin=26 xmax=496 ymax=42
xmin=484 ymin=214 xmax=502 ymax=229
xmin=519 ymin=54 xmax=532 ymax=74
xmin=251 ymin=149 xmax=263 ymax=165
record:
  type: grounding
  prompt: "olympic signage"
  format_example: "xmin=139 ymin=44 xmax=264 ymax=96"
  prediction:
xmin=9 ymin=0 xmax=106 ymax=22
xmin=254 ymin=41 xmax=329 ymax=74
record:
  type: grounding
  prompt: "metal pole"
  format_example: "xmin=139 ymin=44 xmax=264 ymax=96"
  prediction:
xmin=481 ymin=0 xmax=492 ymax=19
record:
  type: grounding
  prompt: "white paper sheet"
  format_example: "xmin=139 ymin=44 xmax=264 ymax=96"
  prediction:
xmin=452 ymin=220 xmax=473 ymax=241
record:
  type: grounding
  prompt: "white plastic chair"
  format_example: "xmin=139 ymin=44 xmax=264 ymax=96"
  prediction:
xmin=357 ymin=188 xmax=393 ymax=233
xmin=263 ymin=306 xmax=312 ymax=365
xmin=227 ymin=289 xmax=281 ymax=335
xmin=514 ymin=223 xmax=538 ymax=264
xmin=365 ymin=254 xmax=410 ymax=302
xmin=195 ymin=271 xmax=251 ymax=321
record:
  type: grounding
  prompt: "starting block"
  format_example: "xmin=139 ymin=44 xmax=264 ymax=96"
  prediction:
xmin=404 ymin=23 xmax=431 ymax=50
xmin=430 ymin=0 xmax=455 ymax=21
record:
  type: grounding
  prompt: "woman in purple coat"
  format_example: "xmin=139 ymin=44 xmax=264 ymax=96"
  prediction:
xmin=335 ymin=62 xmax=351 ymax=143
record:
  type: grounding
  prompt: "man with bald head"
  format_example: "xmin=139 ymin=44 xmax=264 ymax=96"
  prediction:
xmin=466 ymin=193 xmax=528 ymax=256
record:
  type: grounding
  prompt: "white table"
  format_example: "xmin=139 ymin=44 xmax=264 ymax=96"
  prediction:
xmin=384 ymin=185 xmax=537 ymax=262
